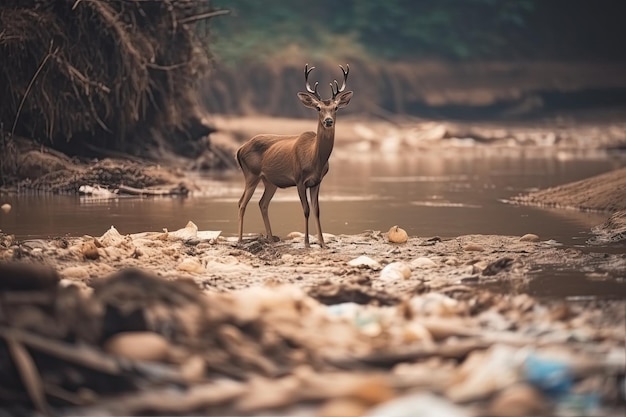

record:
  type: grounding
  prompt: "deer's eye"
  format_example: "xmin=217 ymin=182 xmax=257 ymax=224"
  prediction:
xmin=334 ymin=106 xmax=338 ymax=111
xmin=316 ymin=105 xmax=321 ymax=111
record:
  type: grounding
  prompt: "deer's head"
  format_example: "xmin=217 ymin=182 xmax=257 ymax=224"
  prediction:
xmin=297 ymin=64 xmax=353 ymax=129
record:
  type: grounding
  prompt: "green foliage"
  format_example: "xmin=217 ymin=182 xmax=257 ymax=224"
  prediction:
xmin=211 ymin=0 xmax=537 ymax=64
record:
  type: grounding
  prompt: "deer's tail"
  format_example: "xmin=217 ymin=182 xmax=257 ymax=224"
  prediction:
xmin=235 ymin=147 xmax=243 ymax=169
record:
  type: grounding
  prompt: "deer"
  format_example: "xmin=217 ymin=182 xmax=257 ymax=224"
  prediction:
xmin=236 ymin=64 xmax=353 ymax=248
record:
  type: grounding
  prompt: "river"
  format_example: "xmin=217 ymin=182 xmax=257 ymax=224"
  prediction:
xmin=1 ymin=147 xmax=624 ymax=298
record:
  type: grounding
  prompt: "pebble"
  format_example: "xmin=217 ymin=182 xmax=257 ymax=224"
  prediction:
xmin=520 ymin=233 xmax=540 ymax=242
xmin=347 ymin=255 xmax=382 ymax=270
xmin=317 ymin=399 xmax=369 ymax=417
xmin=177 ymin=258 xmax=205 ymax=273
xmin=60 ymin=266 xmax=90 ymax=280
xmin=81 ymin=241 xmax=100 ymax=260
xmin=463 ymin=243 xmax=484 ymax=252
xmin=402 ymin=322 xmax=434 ymax=345
xmin=488 ymin=383 xmax=547 ymax=417
xmin=104 ymin=331 xmax=171 ymax=362
xmin=380 ymin=262 xmax=411 ymax=280
xmin=411 ymin=256 xmax=437 ymax=269
xmin=387 ymin=225 xmax=408 ymax=243
xmin=180 ymin=354 xmax=206 ymax=382
xmin=1 ymin=203 xmax=11 ymax=213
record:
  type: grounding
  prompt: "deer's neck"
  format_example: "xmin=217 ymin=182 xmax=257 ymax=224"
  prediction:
xmin=315 ymin=123 xmax=335 ymax=165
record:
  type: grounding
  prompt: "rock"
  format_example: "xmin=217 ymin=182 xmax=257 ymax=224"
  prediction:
xmin=482 ymin=257 xmax=515 ymax=276
xmin=470 ymin=260 xmax=488 ymax=274
xmin=402 ymin=322 xmax=434 ymax=345
xmin=488 ymin=383 xmax=547 ymax=417
xmin=179 ymin=354 xmax=206 ymax=382
xmin=1 ymin=203 xmax=11 ymax=213
xmin=60 ymin=266 xmax=90 ymax=280
xmin=347 ymin=255 xmax=382 ymax=270
xmin=410 ymin=293 xmax=463 ymax=317
xmin=387 ymin=225 xmax=408 ymax=243
xmin=317 ymin=398 xmax=368 ymax=417
xmin=590 ymin=210 xmax=626 ymax=244
xmin=380 ymin=262 xmax=411 ymax=280
xmin=81 ymin=241 xmax=100 ymax=260
xmin=411 ymin=256 xmax=437 ymax=269
xmin=104 ymin=331 xmax=171 ymax=362
xmin=177 ymin=258 xmax=205 ymax=273
xmin=287 ymin=231 xmax=304 ymax=239
xmin=463 ymin=243 xmax=484 ymax=252
xmin=520 ymin=233 xmax=540 ymax=242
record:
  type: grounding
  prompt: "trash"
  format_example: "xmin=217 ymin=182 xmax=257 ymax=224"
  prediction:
xmin=0 ymin=203 xmax=11 ymax=213
xmin=78 ymin=184 xmax=117 ymax=198
xmin=0 ymin=226 xmax=623 ymax=416
xmin=365 ymin=392 xmax=470 ymax=417
xmin=523 ymin=353 xmax=573 ymax=396
xmin=446 ymin=345 xmax=520 ymax=402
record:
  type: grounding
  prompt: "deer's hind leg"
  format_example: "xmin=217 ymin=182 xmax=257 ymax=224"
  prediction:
xmin=238 ymin=175 xmax=261 ymax=242
xmin=259 ymin=178 xmax=278 ymax=242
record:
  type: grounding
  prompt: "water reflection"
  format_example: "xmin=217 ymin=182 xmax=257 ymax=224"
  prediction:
xmin=0 ymin=149 xmax=623 ymax=244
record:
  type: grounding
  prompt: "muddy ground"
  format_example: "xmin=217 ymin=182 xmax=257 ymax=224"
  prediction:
xmin=0 ymin=115 xmax=625 ymax=416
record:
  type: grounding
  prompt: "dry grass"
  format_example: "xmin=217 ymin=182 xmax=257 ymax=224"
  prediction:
xmin=0 ymin=0 xmax=217 ymax=150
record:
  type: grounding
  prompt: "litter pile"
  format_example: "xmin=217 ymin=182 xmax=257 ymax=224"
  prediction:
xmin=0 ymin=258 xmax=623 ymax=416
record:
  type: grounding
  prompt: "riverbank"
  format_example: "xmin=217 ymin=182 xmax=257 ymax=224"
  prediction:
xmin=1 ymin=166 xmax=626 ymax=415
xmin=1 ymin=116 xmax=625 ymax=416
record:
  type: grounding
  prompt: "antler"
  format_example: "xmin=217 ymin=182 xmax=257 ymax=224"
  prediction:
xmin=304 ymin=64 xmax=321 ymax=100
xmin=331 ymin=64 xmax=350 ymax=99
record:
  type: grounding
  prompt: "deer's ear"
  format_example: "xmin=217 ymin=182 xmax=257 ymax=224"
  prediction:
xmin=336 ymin=91 xmax=353 ymax=108
xmin=297 ymin=92 xmax=320 ymax=109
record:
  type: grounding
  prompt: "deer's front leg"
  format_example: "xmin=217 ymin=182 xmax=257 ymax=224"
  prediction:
xmin=296 ymin=183 xmax=311 ymax=247
xmin=309 ymin=183 xmax=325 ymax=248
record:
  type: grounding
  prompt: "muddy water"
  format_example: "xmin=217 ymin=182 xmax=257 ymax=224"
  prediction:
xmin=1 ymin=148 xmax=625 ymax=297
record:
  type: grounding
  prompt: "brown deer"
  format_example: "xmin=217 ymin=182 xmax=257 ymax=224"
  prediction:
xmin=236 ymin=64 xmax=353 ymax=248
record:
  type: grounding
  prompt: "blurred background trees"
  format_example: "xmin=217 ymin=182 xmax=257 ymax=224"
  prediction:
xmin=210 ymin=0 xmax=626 ymax=64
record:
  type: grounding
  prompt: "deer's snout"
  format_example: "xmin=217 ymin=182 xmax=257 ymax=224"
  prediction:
xmin=323 ymin=117 xmax=334 ymax=127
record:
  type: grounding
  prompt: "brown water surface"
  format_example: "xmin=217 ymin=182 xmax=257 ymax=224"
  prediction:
xmin=1 ymin=147 xmax=625 ymax=298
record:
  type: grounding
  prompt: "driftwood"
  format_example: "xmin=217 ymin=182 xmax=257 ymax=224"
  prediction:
xmin=118 ymin=184 xmax=189 ymax=197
